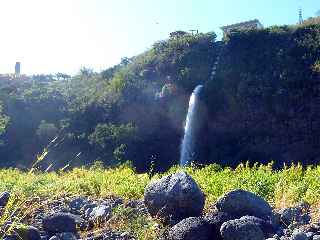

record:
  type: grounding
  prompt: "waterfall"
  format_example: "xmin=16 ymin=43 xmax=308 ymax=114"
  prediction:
xmin=180 ymin=85 xmax=206 ymax=166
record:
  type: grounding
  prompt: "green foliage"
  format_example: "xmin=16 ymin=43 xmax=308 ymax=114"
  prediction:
xmin=36 ymin=120 xmax=58 ymax=143
xmin=0 ymin=101 xmax=9 ymax=137
xmin=206 ymin=22 xmax=320 ymax=166
xmin=89 ymin=123 xmax=136 ymax=148
xmin=110 ymin=206 xmax=160 ymax=240
xmin=0 ymin=22 xmax=320 ymax=170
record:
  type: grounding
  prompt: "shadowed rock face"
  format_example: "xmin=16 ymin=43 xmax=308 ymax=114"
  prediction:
xmin=144 ymin=171 xmax=205 ymax=224
xmin=167 ymin=217 xmax=213 ymax=240
xmin=216 ymin=189 xmax=273 ymax=220
xmin=203 ymin=212 xmax=235 ymax=240
xmin=42 ymin=213 xmax=77 ymax=234
xmin=220 ymin=218 xmax=265 ymax=240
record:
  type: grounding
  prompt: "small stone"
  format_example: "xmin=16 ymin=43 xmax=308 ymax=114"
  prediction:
xmin=279 ymin=207 xmax=308 ymax=226
xmin=69 ymin=197 xmax=88 ymax=213
xmin=83 ymin=203 xmax=98 ymax=218
xmin=291 ymin=231 xmax=308 ymax=240
xmin=57 ymin=232 xmax=77 ymax=240
xmin=313 ymin=235 xmax=320 ymax=240
xmin=273 ymin=234 xmax=281 ymax=240
xmin=120 ymin=232 xmax=129 ymax=237
xmin=306 ymin=232 xmax=314 ymax=239
xmin=101 ymin=197 xmax=123 ymax=209
xmin=89 ymin=205 xmax=112 ymax=222
xmin=49 ymin=237 xmax=60 ymax=240
xmin=280 ymin=236 xmax=289 ymax=240
xmin=3 ymin=236 xmax=18 ymax=240
xmin=0 ymin=192 xmax=10 ymax=207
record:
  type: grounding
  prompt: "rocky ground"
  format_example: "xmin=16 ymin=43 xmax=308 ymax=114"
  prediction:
xmin=1 ymin=171 xmax=320 ymax=240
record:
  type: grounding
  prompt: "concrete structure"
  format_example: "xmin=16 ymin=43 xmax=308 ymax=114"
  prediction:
xmin=15 ymin=62 xmax=21 ymax=76
xmin=221 ymin=19 xmax=263 ymax=38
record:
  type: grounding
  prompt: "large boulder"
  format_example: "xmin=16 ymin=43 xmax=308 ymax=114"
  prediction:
xmin=216 ymin=189 xmax=273 ymax=220
xmin=43 ymin=213 xmax=76 ymax=234
xmin=220 ymin=218 xmax=265 ymax=240
xmin=167 ymin=217 xmax=214 ymax=240
xmin=144 ymin=171 xmax=205 ymax=223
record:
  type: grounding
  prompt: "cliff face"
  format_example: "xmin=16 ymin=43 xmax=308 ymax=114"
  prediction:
xmin=205 ymin=23 xmax=320 ymax=167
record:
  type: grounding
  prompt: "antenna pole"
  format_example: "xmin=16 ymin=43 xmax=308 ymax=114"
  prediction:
xmin=299 ymin=7 xmax=303 ymax=24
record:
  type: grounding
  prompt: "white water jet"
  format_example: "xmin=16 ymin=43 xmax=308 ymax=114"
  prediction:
xmin=180 ymin=85 xmax=205 ymax=166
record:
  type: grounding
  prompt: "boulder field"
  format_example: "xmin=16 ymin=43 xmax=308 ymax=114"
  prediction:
xmin=1 ymin=171 xmax=320 ymax=240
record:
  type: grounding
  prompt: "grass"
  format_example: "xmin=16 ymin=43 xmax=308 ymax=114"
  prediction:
xmin=1 ymin=162 xmax=320 ymax=239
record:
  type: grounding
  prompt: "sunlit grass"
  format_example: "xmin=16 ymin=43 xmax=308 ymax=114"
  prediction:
xmin=1 ymin=162 xmax=320 ymax=239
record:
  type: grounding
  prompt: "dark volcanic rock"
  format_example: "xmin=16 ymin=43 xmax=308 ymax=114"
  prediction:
xmin=290 ymin=231 xmax=308 ymax=240
xmin=0 ymin=191 xmax=10 ymax=207
xmin=239 ymin=215 xmax=275 ymax=237
xmin=89 ymin=205 xmax=112 ymax=222
xmin=125 ymin=199 xmax=148 ymax=215
xmin=86 ymin=229 xmax=134 ymax=240
xmin=216 ymin=189 xmax=273 ymax=220
xmin=43 ymin=213 xmax=76 ymax=234
xmin=220 ymin=218 xmax=265 ymax=240
xmin=69 ymin=197 xmax=89 ymax=213
xmin=279 ymin=207 xmax=310 ymax=226
xmin=167 ymin=217 xmax=214 ymax=240
xmin=13 ymin=225 xmax=42 ymax=240
xmin=144 ymin=171 xmax=205 ymax=224
xmin=203 ymin=211 xmax=235 ymax=239
xmin=56 ymin=232 xmax=77 ymax=240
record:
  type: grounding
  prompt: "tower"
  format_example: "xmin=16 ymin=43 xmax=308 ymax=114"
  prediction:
xmin=15 ymin=62 xmax=21 ymax=76
xmin=299 ymin=7 xmax=303 ymax=24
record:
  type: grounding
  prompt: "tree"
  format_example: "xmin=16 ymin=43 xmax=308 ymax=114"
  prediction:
xmin=36 ymin=120 xmax=58 ymax=143
xmin=56 ymin=72 xmax=71 ymax=81
xmin=0 ymin=101 xmax=9 ymax=140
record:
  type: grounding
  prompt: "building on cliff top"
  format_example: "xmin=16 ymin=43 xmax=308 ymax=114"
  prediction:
xmin=221 ymin=19 xmax=263 ymax=37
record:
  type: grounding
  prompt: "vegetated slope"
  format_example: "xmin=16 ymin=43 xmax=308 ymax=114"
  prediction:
xmin=206 ymin=19 xmax=320 ymax=167
xmin=0 ymin=32 xmax=217 ymax=172
xmin=0 ymin=19 xmax=319 ymax=171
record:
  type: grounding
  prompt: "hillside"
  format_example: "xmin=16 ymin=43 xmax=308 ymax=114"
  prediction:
xmin=0 ymin=19 xmax=319 ymax=172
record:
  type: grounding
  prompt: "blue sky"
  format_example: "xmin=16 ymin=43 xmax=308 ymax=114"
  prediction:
xmin=0 ymin=0 xmax=319 ymax=75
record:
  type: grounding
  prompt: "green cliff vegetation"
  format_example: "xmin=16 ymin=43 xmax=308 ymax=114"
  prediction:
xmin=0 ymin=18 xmax=319 ymax=171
